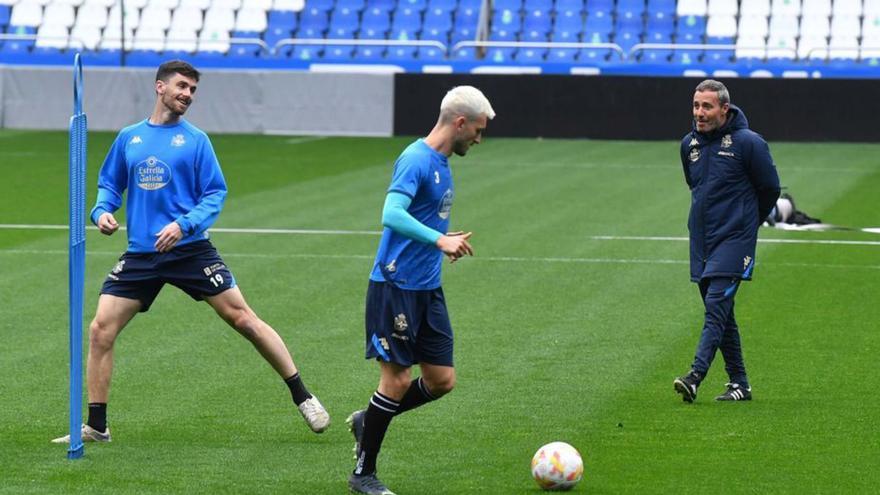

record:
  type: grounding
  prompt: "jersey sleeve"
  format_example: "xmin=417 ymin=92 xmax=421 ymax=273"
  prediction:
xmin=382 ymin=191 xmax=443 ymax=245
xmin=89 ymin=131 xmax=129 ymax=225
xmin=387 ymin=152 xmax=427 ymax=199
xmin=174 ymin=134 xmax=228 ymax=235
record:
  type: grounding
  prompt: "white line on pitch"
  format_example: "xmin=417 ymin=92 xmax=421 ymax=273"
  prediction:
xmin=0 ymin=224 xmax=381 ymax=236
xmin=589 ymin=235 xmax=880 ymax=246
xmin=0 ymin=249 xmax=877 ymax=270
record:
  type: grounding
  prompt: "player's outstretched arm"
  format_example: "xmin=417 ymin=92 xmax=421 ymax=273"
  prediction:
xmin=437 ymin=231 xmax=474 ymax=263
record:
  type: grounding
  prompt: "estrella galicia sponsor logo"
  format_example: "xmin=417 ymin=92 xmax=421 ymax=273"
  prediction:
xmin=136 ymin=156 xmax=172 ymax=190
xmin=438 ymin=188 xmax=453 ymax=219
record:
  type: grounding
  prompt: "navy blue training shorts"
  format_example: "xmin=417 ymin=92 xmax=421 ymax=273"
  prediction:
xmin=100 ymin=240 xmax=236 ymax=312
xmin=364 ymin=280 xmax=454 ymax=367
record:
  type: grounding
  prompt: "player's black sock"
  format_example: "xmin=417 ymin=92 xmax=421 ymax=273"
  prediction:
xmin=87 ymin=402 xmax=107 ymax=432
xmin=354 ymin=391 xmax=399 ymax=476
xmin=395 ymin=376 xmax=437 ymax=415
xmin=284 ymin=372 xmax=313 ymax=406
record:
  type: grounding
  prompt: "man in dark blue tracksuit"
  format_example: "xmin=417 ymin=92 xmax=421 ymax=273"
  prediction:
xmin=674 ymin=80 xmax=781 ymax=403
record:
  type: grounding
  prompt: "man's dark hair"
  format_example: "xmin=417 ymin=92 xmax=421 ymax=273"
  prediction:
xmin=695 ymin=79 xmax=730 ymax=106
xmin=156 ymin=60 xmax=200 ymax=83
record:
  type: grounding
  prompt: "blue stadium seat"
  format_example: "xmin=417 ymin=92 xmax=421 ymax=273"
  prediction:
xmin=704 ymin=36 xmax=733 ymax=63
xmin=458 ymin=0 xmax=482 ymax=10
xmin=424 ymin=8 xmax=452 ymax=32
xmin=336 ymin=0 xmax=367 ymax=11
xmin=647 ymin=0 xmax=675 ymax=15
xmin=452 ymin=45 xmax=477 ymax=60
xmin=428 ymin=0 xmax=457 ymax=11
xmin=456 ymin=5 xmax=481 ymax=25
xmin=233 ymin=30 xmax=263 ymax=39
xmin=362 ymin=9 xmax=391 ymax=33
xmin=263 ymin=27 xmax=293 ymax=48
xmin=640 ymin=31 xmax=671 ymax=60
xmin=555 ymin=9 xmax=583 ymax=32
xmin=365 ymin=0 xmax=397 ymax=13
xmin=494 ymin=0 xmax=524 ymax=13
xmin=516 ymin=46 xmax=546 ymax=62
xmin=617 ymin=0 xmax=646 ymax=17
xmin=548 ymin=47 xmax=578 ymax=62
xmin=229 ymin=42 xmax=263 ymax=57
xmin=421 ymin=25 xmax=449 ymax=43
xmin=0 ymin=6 xmax=11 ymax=28
xmin=585 ymin=0 xmax=614 ymax=15
xmin=555 ymin=0 xmax=585 ymax=13
xmin=451 ymin=23 xmax=477 ymax=44
xmin=418 ymin=45 xmax=446 ymax=60
xmin=386 ymin=44 xmax=418 ymax=59
xmin=359 ymin=25 xmax=387 ymax=38
xmin=329 ymin=8 xmax=359 ymax=38
xmin=646 ymin=11 xmax=674 ymax=35
xmin=580 ymin=31 xmax=611 ymax=61
xmin=583 ymin=11 xmax=612 ymax=35
xmin=614 ymin=29 xmax=641 ymax=53
xmin=523 ymin=9 xmax=551 ymax=34
xmin=485 ymin=47 xmax=516 ymax=63
xmin=676 ymin=15 xmax=705 ymax=37
xmin=393 ymin=7 xmax=422 ymax=32
xmin=323 ymin=43 xmax=354 ymax=59
xmin=353 ymin=46 xmax=385 ymax=60
xmin=615 ymin=11 xmax=644 ymax=34
xmin=524 ymin=0 xmax=553 ymax=12
xmin=551 ymin=28 xmax=580 ymax=42
xmin=298 ymin=8 xmax=329 ymax=37
xmin=390 ymin=27 xmax=419 ymax=41
xmin=672 ymin=49 xmax=703 ymax=64
xmin=290 ymin=45 xmax=321 ymax=60
xmin=398 ymin=0 xmax=428 ymax=11
xmin=268 ymin=10 xmax=298 ymax=30
xmin=306 ymin=0 xmax=335 ymax=12
xmin=675 ymin=31 xmax=702 ymax=44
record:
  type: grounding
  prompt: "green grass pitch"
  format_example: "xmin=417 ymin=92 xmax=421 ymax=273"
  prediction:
xmin=1 ymin=130 xmax=878 ymax=494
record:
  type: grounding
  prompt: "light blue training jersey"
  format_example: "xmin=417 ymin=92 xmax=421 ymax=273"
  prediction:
xmin=370 ymin=139 xmax=454 ymax=290
xmin=90 ymin=119 xmax=227 ymax=253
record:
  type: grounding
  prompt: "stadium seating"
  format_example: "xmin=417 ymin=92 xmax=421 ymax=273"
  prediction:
xmin=2 ymin=0 xmax=880 ymax=68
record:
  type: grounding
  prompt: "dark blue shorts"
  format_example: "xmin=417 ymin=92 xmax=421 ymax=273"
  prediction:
xmin=100 ymin=240 xmax=236 ymax=312
xmin=364 ymin=280 xmax=454 ymax=367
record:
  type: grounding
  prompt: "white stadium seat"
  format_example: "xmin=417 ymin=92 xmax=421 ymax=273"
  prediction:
xmin=861 ymin=33 xmax=880 ymax=58
xmin=242 ymin=0 xmax=272 ymax=10
xmin=42 ymin=3 xmax=76 ymax=27
xmin=272 ymin=0 xmax=305 ymax=11
xmin=198 ymin=27 xmax=230 ymax=52
xmin=706 ymin=14 xmax=737 ymax=37
xmin=75 ymin=3 xmax=109 ymax=28
xmin=69 ymin=24 xmax=103 ymax=49
xmin=740 ymin=0 xmax=771 ymax=16
xmin=800 ymin=14 xmax=830 ymax=37
xmin=769 ymin=14 xmax=799 ymax=37
xmin=797 ymin=34 xmax=828 ymax=58
xmin=832 ymin=0 xmax=863 ymax=17
xmin=801 ymin=0 xmax=831 ymax=17
xmin=677 ymin=0 xmax=708 ymax=17
xmin=212 ymin=0 xmax=242 ymax=10
xmin=149 ymin=0 xmax=181 ymax=8
xmin=766 ymin=33 xmax=797 ymax=57
xmin=708 ymin=0 xmax=738 ymax=16
xmin=165 ymin=27 xmax=199 ymax=51
xmin=100 ymin=26 xmax=135 ymax=49
xmin=738 ymin=14 xmax=769 ymax=38
xmin=827 ymin=35 xmax=859 ymax=58
xmin=139 ymin=5 xmax=172 ymax=29
xmin=235 ymin=7 xmax=267 ymax=31
xmin=171 ymin=5 xmax=204 ymax=30
xmin=133 ymin=26 xmax=166 ymax=50
xmin=107 ymin=3 xmax=141 ymax=30
xmin=203 ymin=6 xmax=235 ymax=30
xmin=771 ymin=0 xmax=801 ymax=16
xmin=735 ymin=35 xmax=767 ymax=58
xmin=831 ymin=14 xmax=861 ymax=37
xmin=10 ymin=2 xmax=44 ymax=27
xmin=36 ymin=24 xmax=69 ymax=48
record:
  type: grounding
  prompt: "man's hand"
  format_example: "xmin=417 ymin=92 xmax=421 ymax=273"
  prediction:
xmin=436 ymin=231 xmax=474 ymax=263
xmin=96 ymin=212 xmax=120 ymax=236
xmin=154 ymin=222 xmax=183 ymax=253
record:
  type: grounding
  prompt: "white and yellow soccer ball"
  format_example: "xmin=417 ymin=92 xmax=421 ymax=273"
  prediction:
xmin=530 ymin=441 xmax=584 ymax=491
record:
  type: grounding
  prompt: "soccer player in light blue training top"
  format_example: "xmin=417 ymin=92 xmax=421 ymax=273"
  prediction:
xmin=52 ymin=60 xmax=329 ymax=445
xmin=347 ymin=86 xmax=495 ymax=495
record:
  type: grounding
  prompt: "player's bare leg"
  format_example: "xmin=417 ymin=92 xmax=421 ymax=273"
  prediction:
xmin=205 ymin=287 xmax=329 ymax=432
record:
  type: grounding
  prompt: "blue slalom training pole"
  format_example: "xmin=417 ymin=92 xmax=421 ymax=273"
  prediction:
xmin=68 ymin=52 xmax=87 ymax=460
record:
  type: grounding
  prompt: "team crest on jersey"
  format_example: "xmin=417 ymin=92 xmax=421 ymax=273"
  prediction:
xmin=130 ymin=136 xmax=142 ymax=144
xmin=721 ymin=134 xmax=732 ymax=148
xmin=136 ymin=156 xmax=172 ymax=190
xmin=438 ymin=188 xmax=453 ymax=220
xmin=689 ymin=147 xmax=700 ymax=162
xmin=393 ymin=313 xmax=408 ymax=333
xmin=743 ymin=255 xmax=752 ymax=269
xmin=171 ymin=134 xmax=186 ymax=147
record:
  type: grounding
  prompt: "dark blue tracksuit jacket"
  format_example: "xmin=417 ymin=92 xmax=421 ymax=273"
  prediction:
xmin=680 ymin=105 xmax=781 ymax=282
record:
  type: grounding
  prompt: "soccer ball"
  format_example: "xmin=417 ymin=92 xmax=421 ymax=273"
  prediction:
xmin=531 ymin=441 xmax=584 ymax=491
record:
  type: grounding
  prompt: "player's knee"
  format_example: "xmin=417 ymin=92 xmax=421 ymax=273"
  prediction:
xmin=426 ymin=373 xmax=456 ymax=397
xmin=88 ymin=319 xmax=116 ymax=350
xmin=230 ymin=310 xmax=262 ymax=340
